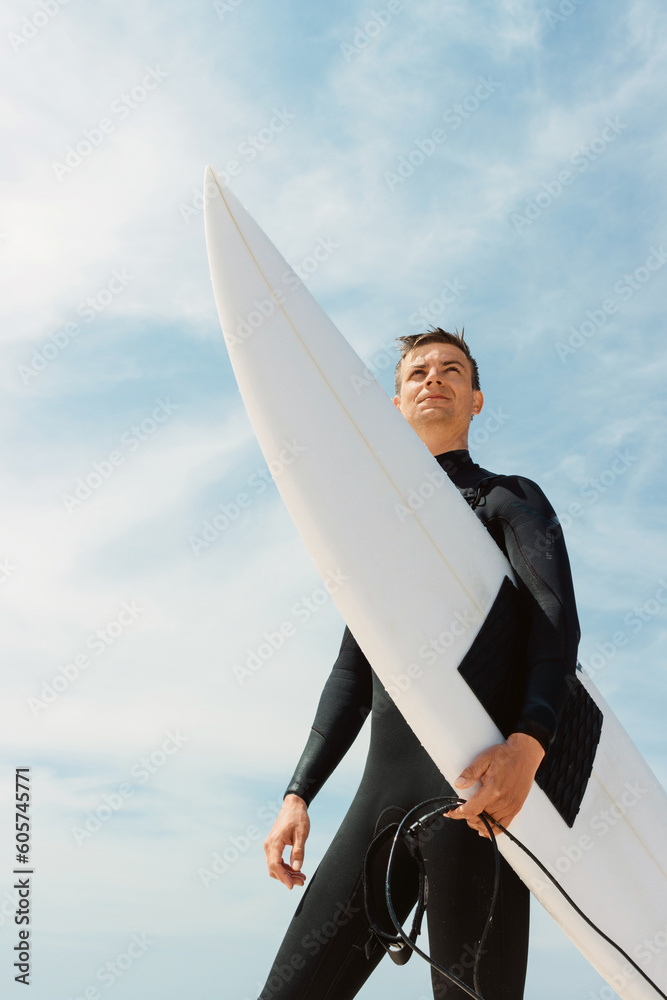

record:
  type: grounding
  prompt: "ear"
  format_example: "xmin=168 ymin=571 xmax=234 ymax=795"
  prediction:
xmin=393 ymin=395 xmax=402 ymax=411
xmin=472 ymin=390 xmax=483 ymax=416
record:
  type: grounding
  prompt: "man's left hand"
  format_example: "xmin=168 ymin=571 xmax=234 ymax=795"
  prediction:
xmin=446 ymin=732 xmax=546 ymax=837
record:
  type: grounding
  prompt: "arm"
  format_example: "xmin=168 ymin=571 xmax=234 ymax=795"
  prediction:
xmin=496 ymin=476 xmax=580 ymax=750
xmin=264 ymin=627 xmax=373 ymax=885
xmin=450 ymin=477 xmax=579 ymax=835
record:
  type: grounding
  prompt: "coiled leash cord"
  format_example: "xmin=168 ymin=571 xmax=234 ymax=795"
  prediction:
xmin=382 ymin=797 xmax=498 ymax=1000
xmin=380 ymin=796 xmax=667 ymax=1000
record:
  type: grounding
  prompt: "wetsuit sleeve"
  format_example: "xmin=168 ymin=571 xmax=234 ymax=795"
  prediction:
xmin=489 ymin=477 xmax=580 ymax=753
xmin=284 ymin=627 xmax=373 ymax=807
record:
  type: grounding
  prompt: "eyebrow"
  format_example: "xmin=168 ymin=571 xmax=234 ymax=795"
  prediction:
xmin=407 ymin=359 xmax=465 ymax=372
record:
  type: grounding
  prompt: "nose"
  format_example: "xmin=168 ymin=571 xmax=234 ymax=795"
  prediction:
xmin=425 ymin=368 xmax=444 ymax=385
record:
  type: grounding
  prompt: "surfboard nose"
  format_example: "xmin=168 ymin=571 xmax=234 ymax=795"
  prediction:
xmin=204 ymin=164 xmax=236 ymax=211
xmin=206 ymin=163 xmax=235 ymax=196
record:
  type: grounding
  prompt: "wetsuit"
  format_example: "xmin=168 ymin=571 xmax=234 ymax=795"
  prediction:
xmin=259 ymin=449 xmax=580 ymax=1000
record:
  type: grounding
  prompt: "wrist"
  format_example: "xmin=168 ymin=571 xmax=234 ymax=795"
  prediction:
xmin=284 ymin=793 xmax=308 ymax=809
xmin=507 ymin=731 xmax=546 ymax=764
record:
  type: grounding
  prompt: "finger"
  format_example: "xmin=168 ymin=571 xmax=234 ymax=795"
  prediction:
xmin=273 ymin=865 xmax=293 ymax=888
xmin=454 ymin=766 xmax=482 ymax=789
xmin=464 ymin=814 xmax=487 ymax=832
xmin=490 ymin=811 xmax=515 ymax=835
xmin=264 ymin=831 xmax=285 ymax=860
xmin=477 ymin=805 xmax=515 ymax=837
xmin=266 ymin=837 xmax=288 ymax=879
xmin=478 ymin=817 xmax=498 ymax=838
xmin=451 ymin=789 xmax=494 ymax=820
xmin=282 ymin=861 xmax=306 ymax=877
xmin=279 ymin=861 xmax=306 ymax=889
xmin=463 ymin=812 xmax=494 ymax=837
xmin=454 ymin=752 xmax=492 ymax=789
xmin=447 ymin=803 xmax=475 ymax=820
xmin=290 ymin=842 xmax=305 ymax=872
xmin=275 ymin=861 xmax=297 ymax=889
xmin=266 ymin=838 xmax=284 ymax=869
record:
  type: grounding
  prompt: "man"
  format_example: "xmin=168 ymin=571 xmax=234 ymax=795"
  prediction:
xmin=260 ymin=329 xmax=580 ymax=999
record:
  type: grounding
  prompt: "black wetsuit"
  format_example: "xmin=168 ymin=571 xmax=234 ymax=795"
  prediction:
xmin=259 ymin=450 xmax=580 ymax=1000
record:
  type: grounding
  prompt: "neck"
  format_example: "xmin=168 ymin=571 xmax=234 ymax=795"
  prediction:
xmin=418 ymin=427 xmax=470 ymax=456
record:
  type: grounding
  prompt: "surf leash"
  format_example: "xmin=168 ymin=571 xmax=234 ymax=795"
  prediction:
xmin=383 ymin=796 xmax=497 ymax=1000
xmin=382 ymin=795 xmax=667 ymax=1000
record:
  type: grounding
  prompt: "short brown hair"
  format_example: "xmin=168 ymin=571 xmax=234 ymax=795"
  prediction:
xmin=394 ymin=327 xmax=480 ymax=395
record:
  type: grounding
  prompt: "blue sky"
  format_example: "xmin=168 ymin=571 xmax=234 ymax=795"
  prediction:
xmin=1 ymin=1 xmax=666 ymax=998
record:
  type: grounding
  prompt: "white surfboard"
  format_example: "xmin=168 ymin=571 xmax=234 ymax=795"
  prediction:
xmin=203 ymin=166 xmax=667 ymax=1000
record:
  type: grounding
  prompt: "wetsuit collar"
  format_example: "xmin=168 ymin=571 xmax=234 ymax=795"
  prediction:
xmin=433 ymin=449 xmax=474 ymax=476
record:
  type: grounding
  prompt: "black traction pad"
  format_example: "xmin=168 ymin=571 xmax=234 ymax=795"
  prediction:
xmin=534 ymin=670 xmax=603 ymax=827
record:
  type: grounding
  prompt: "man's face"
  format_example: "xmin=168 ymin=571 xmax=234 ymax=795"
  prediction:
xmin=393 ymin=342 xmax=483 ymax=438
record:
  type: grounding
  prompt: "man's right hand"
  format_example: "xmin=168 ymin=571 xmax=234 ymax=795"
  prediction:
xmin=264 ymin=793 xmax=310 ymax=890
